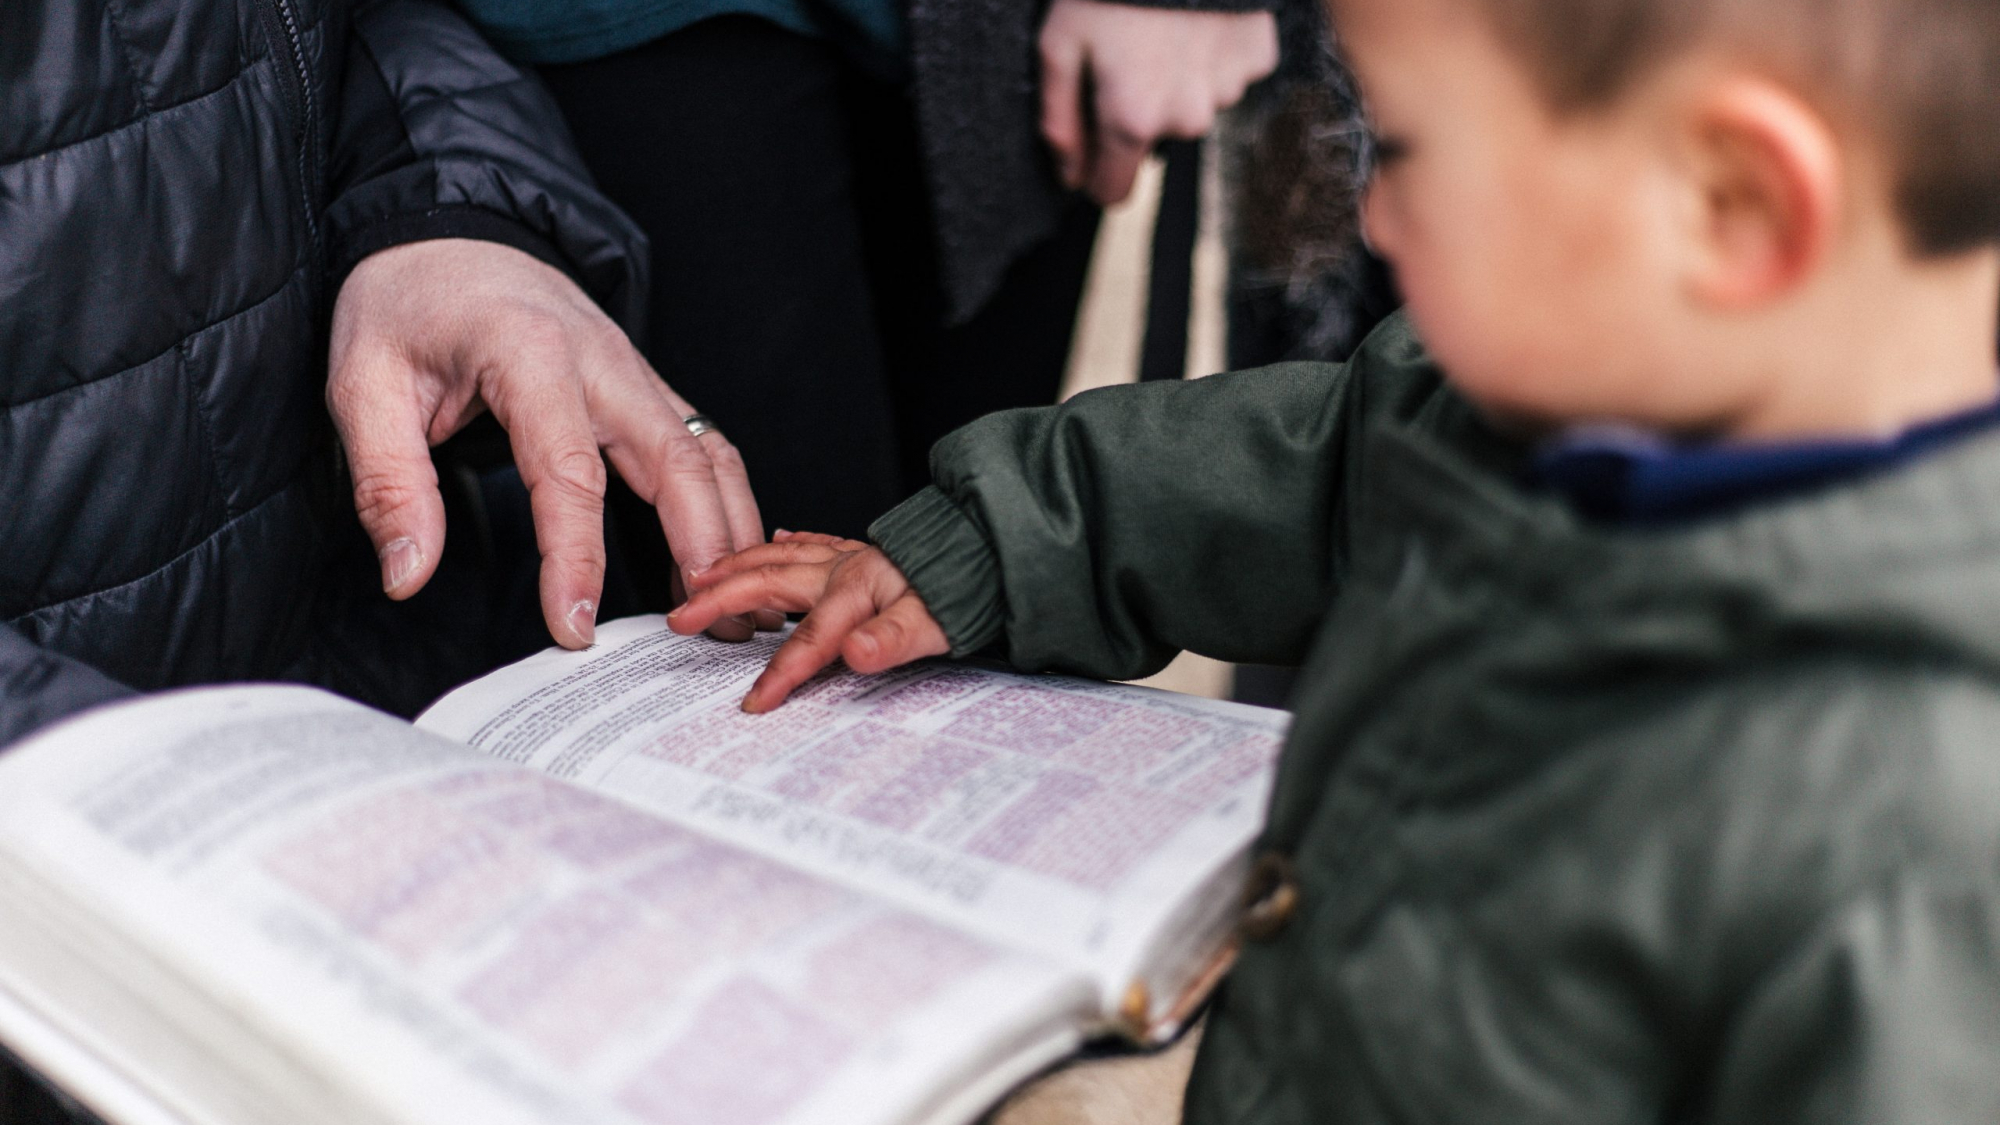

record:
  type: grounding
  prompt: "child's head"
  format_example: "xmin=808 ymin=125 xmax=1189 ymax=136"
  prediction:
xmin=1331 ymin=0 xmax=2000 ymax=438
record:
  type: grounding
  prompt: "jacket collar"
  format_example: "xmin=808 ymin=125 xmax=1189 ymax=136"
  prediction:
xmin=1358 ymin=403 xmax=2000 ymax=680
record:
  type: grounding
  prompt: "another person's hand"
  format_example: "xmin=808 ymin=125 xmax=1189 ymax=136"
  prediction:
xmin=668 ymin=532 xmax=951 ymax=713
xmin=328 ymin=238 xmax=771 ymax=649
xmin=1038 ymin=0 xmax=1279 ymax=205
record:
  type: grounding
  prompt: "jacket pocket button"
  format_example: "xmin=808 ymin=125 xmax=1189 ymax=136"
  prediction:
xmin=1240 ymin=851 xmax=1300 ymax=941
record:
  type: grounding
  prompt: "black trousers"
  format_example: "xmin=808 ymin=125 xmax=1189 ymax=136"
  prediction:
xmin=540 ymin=16 xmax=1099 ymax=602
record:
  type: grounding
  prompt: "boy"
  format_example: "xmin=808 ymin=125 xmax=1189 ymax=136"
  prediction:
xmin=672 ymin=0 xmax=2000 ymax=1118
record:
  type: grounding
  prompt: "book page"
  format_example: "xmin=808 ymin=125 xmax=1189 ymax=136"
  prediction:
xmin=419 ymin=619 xmax=1290 ymax=1013
xmin=0 ymin=688 xmax=1091 ymax=1125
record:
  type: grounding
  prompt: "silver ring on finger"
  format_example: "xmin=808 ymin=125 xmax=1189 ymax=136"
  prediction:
xmin=682 ymin=413 xmax=721 ymax=439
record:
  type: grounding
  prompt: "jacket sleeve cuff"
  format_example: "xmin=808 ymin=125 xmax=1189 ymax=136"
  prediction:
xmin=329 ymin=205 xmax=577 ymax=295
xmin=869 ymin=487 xmax=1008 ymax=658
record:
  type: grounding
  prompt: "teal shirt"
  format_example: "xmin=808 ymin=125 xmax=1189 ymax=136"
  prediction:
xmin=459 ymin=0 xmax=906 ymax=76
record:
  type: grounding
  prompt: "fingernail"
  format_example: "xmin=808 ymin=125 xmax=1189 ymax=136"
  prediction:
xmin=740 ymin=693 xmax=764 ymax=714
xmin=774 ymin=528 xmax=793 ymax=539
xmin=380 ymin=537 xmax=423 ymax=593
xmin=851 ymin=632 xmax=878 ymax=660
xmin=568 ymin=599 xmax=597 ymax=646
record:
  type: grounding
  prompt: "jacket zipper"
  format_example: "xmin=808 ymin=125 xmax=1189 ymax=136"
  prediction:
xmin=258 ymin=0 xmax=322 ymax=264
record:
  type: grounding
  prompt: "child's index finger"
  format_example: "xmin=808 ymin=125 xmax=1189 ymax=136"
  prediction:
xmin=739 ymin=576 xmax=884 ymax=712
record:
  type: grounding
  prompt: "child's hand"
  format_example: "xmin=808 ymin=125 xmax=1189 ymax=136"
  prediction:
xmin=668 ymin=531 xmax=950 ymax=713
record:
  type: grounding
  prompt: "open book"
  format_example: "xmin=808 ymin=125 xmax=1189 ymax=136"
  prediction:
xmin=0 ymin=617 xmax=1288 ymax=1125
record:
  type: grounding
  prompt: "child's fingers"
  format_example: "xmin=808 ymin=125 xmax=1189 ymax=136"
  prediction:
xmin=842 ymin=592 xmax=950 ymax=673
xmin=668 ymin=563 xmax=830 ymax=634
xmin=702 ymin=612 xmax=756 ymax=644
xmin=672 ymin=568 xmax=756 ymax=640
xmin=740 ymin=575 xmax=884 ymax=713
xmin=668 ymin=567 xmax=759 ymax=642
xmin=773 ymin=530 xmax=866 ymax=550
xmin=686 ymin=540 xmax=845 ymax=589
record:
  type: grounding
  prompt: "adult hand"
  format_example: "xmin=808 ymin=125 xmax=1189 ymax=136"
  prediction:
xmin=328 ymin=238 xmax=772 ymax=649
xmin=669 ymin=532 xmax=950 ymax=713
xmin=1038 ymin=0 xmax=1279 ymax=205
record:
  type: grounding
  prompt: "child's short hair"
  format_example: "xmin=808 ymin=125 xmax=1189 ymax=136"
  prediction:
xmin=1462 ymin=0 xmax=2000 ymax=256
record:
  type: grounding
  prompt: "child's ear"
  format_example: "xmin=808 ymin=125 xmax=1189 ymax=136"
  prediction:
xmin=1678 ymin=78 xmax=1841 ymax=309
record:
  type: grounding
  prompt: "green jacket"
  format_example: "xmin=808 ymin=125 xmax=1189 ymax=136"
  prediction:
xmin=870 ymin=314 xmax=2000 ymax=1124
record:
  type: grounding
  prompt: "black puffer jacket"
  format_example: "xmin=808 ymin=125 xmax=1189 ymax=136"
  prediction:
xmin=0 ymin=0 xmax=647 ymax=745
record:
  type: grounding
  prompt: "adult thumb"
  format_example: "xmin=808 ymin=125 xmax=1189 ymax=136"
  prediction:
xmin=327 ymin=354 xmax=449 ymax=600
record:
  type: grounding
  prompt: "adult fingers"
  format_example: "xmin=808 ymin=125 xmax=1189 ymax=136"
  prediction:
xmin=649 ymin=429 xmax=752 ymax=640
xmin=326 ymin=348 xmax=448 ymax=600
xmin=694 ymin=430 xmax=765 ymax=552
xmin=1084 ymin=91 xmax=1153 ymax=207
xmin=1038 ymin=26 xmax=1089 ymax=189
xmin=1085 ymin=132 xmax=1149 ymax=207
xmin=844 ymin=592 xmax=949 ymax=674
xmin=690 ymin=426 xmax=778 ymax=634
xmin=588 ymin=363 xmax=753 ymax=639
xmin=486 ymin=360 xmax=609 ymax=650
xmin=590 ymin=367 xmax=738 ymax=591
xmin=653 ymin=380 xmax=769 ymax=558
xmin=1241 ymin=12 xmax=1280 ymax=87
xmin=741 ymin=571 xmax=883 ymax=713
